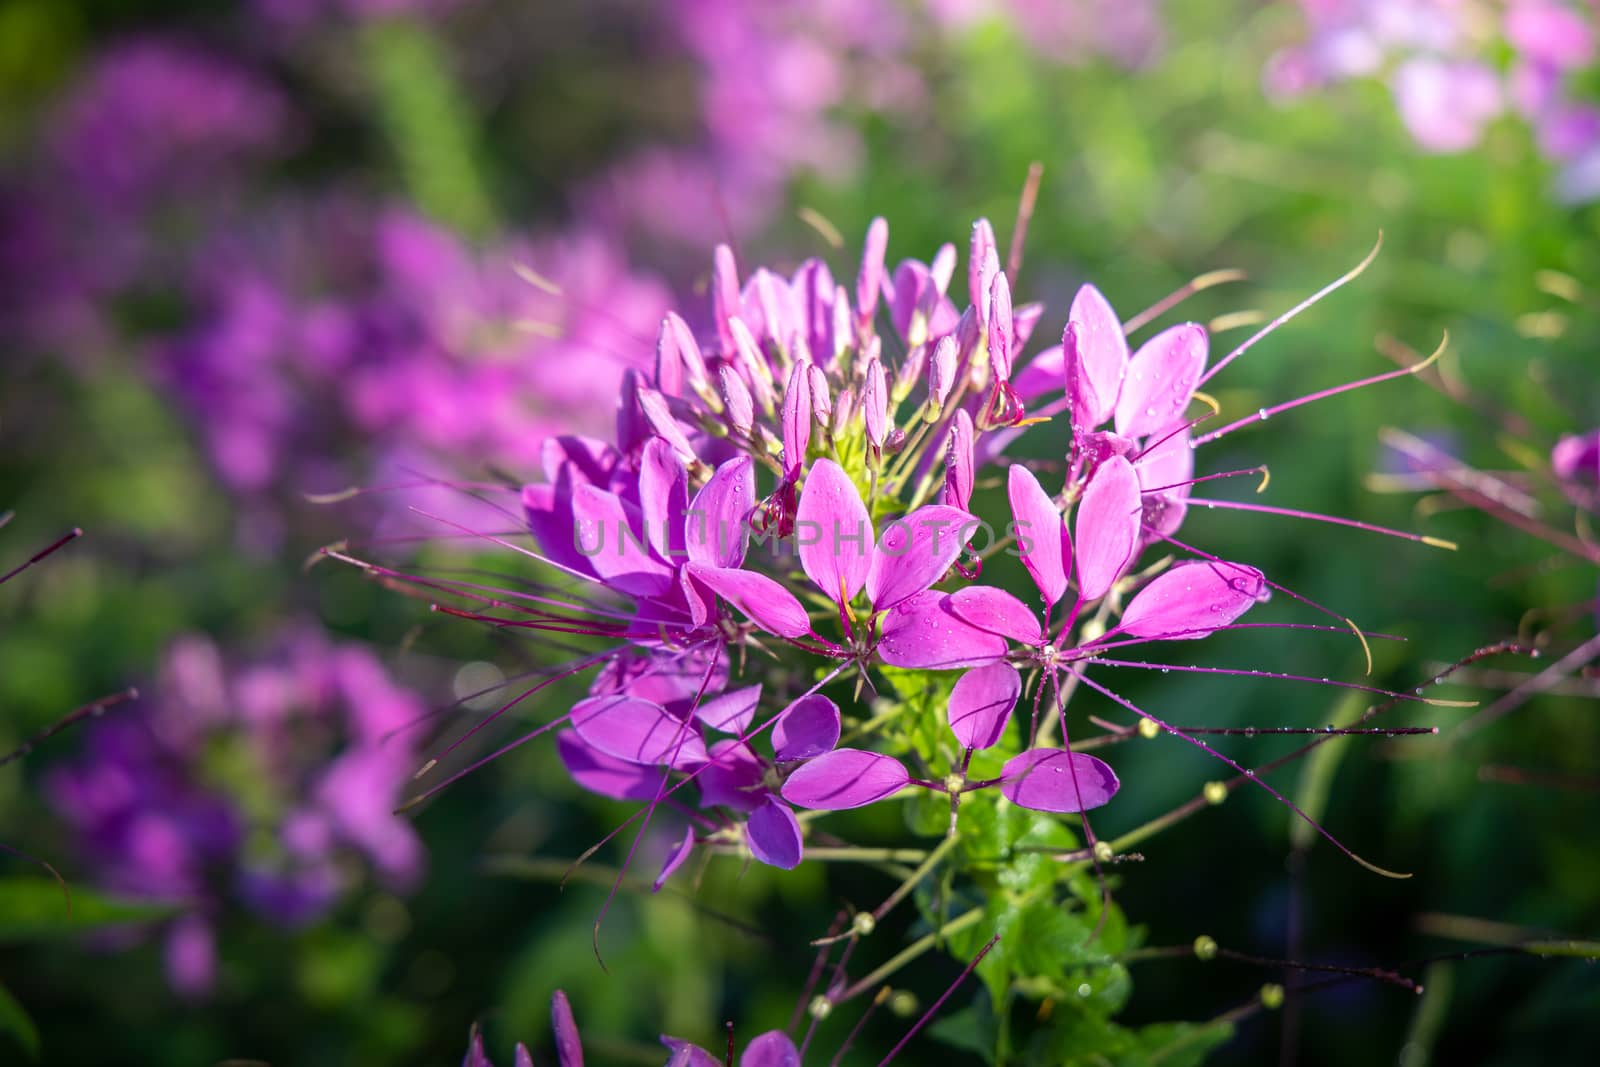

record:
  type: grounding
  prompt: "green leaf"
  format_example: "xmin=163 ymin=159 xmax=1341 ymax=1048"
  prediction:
xmin=927 ymin=990 xmax=999 ymax=1065
xmin=0 ymin=878 xmax=179 ymax=942
xmin=0 ymin=981 xmax=39 ymax=1059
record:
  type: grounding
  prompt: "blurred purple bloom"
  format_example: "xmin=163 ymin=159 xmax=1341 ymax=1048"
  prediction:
xmin=48 ymin=629 xmax=426 ymax=994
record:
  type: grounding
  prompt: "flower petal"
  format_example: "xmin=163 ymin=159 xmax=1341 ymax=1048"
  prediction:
xmin=1114 ymin=323 xmax=1207 ymax=439
xmin=746 ymin=799 xmax=803 ymax=870
xmin=946 ymin=585 xmax=1042 ymax=644
xmin=551 ymin=990 xmax=585 ymax=1067
xmin=570 ymin=695 xmax=707 ymax=767
xmin=781 ymin=749 xmax=910 ymax=810
xmin=572 ymin=484 xmax=673 ymax=597
xmin=796 ymin=458 xmax=873 ymax=606
xmin=878 ymin=590 xmax=1011 ymax=669
xmin=555 ymin=731 xmax=662 ymax=801
xmin=772 ymin=694 xmax=841 ymax=761
xmin=1075 ymin=455 xmax=1141 ymax=602
xmin=1000 ymin=749 xmax=1120 ymax=812
xmin=639 ymin=438 xmax=689 ymax=562
xmin=741 ymin=1031 xmax=802 ymax=1067
xmin=1008 ymin=465 xmax=1070 ymax=607
xmin=686 ymin=563 xmax=811 ymax=639
xmin=987 ymin=271 xmax=1014 ymax=381
xmin=866 ymin=504 xmax=973 ymax=611
xmin=1064 ymin=284 xmax=1129 ymax=433
xmin=944 ymin=409 xmax=975 ymax=510
xmin=781 ymin=362 xmax=813 ymax=478
xmin=654 ymin=832 xmax=695 ymax=892
xmin=1117 ymin=560 xmax=1269 ymax=640
xmin=948 ymin=663 xmax=1022 ymax=750
xmin=687 ymin=455 xmax=755 ymax=568
xmin=694 ymin=684 xmax=762 ymax=734
xmin=661 ymin=1041 xmax=721 ymax=1067
xmin=697 ymin=740 xmax=765 ymax=812
xmin=1135 ymin=424 xmax=1193 ymax=542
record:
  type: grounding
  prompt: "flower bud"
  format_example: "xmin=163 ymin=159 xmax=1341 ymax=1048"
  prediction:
xmin=863 ymin=358 xmax=888 ymax=448
xmin=856 ymin=216 xmax=888 ymax=334
xmin=927 ymin=335 xmax=957 ymax=418
xmin=720 ymin=365 xmax=753 ymax=435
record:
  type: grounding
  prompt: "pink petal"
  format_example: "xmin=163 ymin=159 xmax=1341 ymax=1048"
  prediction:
xmin=686 ymin=455 xmax=755 ymax=568
xmin=661 ymin=1040 xmax=721 ymax=1067
xmin=772 ymin=694 xmax=841 ymax=761
xmin=781 ymin=748 xmax=910 ymax=810
xmin=657 ymin=310 xmax=707 ymax=397
xmin=1135 ymin=425 xmax=1193 ymax=542
xmin=856 ymin=216 xmax=888 ymax=326
xmin=746 ymin=799 xmax=803 ymax=870
xmin=1118 ymin=560 xmax=1269 ymax=640
xmin=741 ymin=1032 xmax=802 ymax=1067
xmin=1000 ymin=749 xmax=1120 ymax=812
xmin=947 ymin=585 xmax=1043 ymax=645
xmin=572 ymin=485 xmax=673 ymax=597
xmin=694 ymin=684 xmax=762 ymax=734
xmin=1008 ymin=465 xmax=1070 ymax=607
xmin=866 ymin=504 xmax=973 ymax=611
xmin=639 ymin=438 xmax=689 ymax=561
xmin=1064 ymin=284 xmax=1129 ymax=432
xmin=654 ymin=831 xmax=695 ymax=892
xmin=1012 ymin=343 xmax=1064 ymax=402
xmin=570 ymin=695 xmax=707 ymax=767
xmin=781 ymin=362 xmax=813 ymax=477
xmin=862 ymin=357 xmax=888 ymax=447
xmin=948 ymin=663 xmax=1021 ymax=750
xmin=878 ymin=590 xmax=1011 ymax=668
xmin=686 ymin=563 xmax=811 ymax=639
xmin=987 ymin=271 xmax=1014 ymax=381
xmin=1075 ymin=455 xmax=1141 ymax=602
xmin=697 ymin=740 xmax=765 ymax=812
xmin=551 ymin=990 xmax=585 ymax=1067
xmin=1114 ymin=323 xmax=1207 ymax=439
xmin=555 ymin=731 xmax=662 ymax=801
xmin=969 ymin=218 xmax=999 ymax=313
xmin=796 ymin=458 xmax=873 ymax=606
xmin=944 ymin=409 xmax=975 ymax=510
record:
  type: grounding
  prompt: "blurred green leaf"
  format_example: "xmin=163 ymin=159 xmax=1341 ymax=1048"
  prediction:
xmin=0 ymin=981 xmax=40 ymax=1060
xmin=0 ymin=878 xmax=177 ymax=942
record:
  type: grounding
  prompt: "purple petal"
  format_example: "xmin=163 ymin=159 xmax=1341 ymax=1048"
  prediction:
xmin=947 ymin=585 xmax=1043 ymax=645
xmin=987 ymin=271 xmax=1014 ymax=381
xmin=929 ymin=335 xmax=958 ymax=411
xmin=515 ymin=1046 xmax=535 ymax=1067
xmin=781 ymin=361 xmax=813 ymax=477
xmin=695 ymin=684 xmax=761 ymax=734
xmin=1008 ymin=465 xmax=1070 ymax=607
xmin=654 ymin=831 xmax=695 ymax=892
xmin=1135 ymin=426 xmax=1193 ymax=541
xmin=741 ymin=1031 xmax=802 ymax=1067
xmin=1075 ymin=455 xmax=1141 ymax=602
xmin=857 ymin=216 xmax=888 ymax=327
xmin=662 ymin=1039 xmax=721 ymax=1067
xmin=948 ymin=663 xmax=1021 ymax=750
xmin=686 ymin=563 xmax=811 ymax=639
xmin=746 ymin=799 xmax=803 ymax=870
xmin=781 ymin=748 xmax=910 ymax=810
xmin=697 ymin=740 xmax=766 ymax=812
xmin=944 ymin=409 xmax=975 ymax=510
xmin=711 ymin=243 xmax=741 ymax=352
xmin=772 ymin=695 xmax=841 ymax=761
xmin=862 ymin=357 xmax=888 ymax=447
xmin=1113 ymin=323 xmax=1207 ymax=439
xmin=572 ymin=485 xmax=673 ymax=597
xmin=878 ymin=590 xmax=1010 ymax=669
xmin=1064 ymin=284 xmax=1129 ymax=432
xmin=639 ymin=438 xmax=689 ymax=561
xmin=1000 ymin=749 xmax=1120 ymax=812
xmin=463 ymin=1028 xmax=493 ymax=1067
xmin=1118 ymin=560 xmax=1269 ymax=640
xmin=540 ymin=435 xmax=620 ymax=487
xmin=1012 ymin=343 xmax=1064 ymax=402
xmin=555 ymin=731 xmax=662 ymax=801
xmin=551 ymin=990 xmax=584 ymax=1067
xmin=687 ymin=455 xmax=755 ymax=568
xmin=657 ymin=311 xmax=707 ymax=397
xmin=866 ymin=504 xmax=973 ymax=611
xmin=637 ymin=386 xmax=697 ymax=464
xmin=1013 ymin=301 xmax=1044 ymax=350
xmin=570 ymin=695 xmax=707 ymax=767
xmin=969 ymin=218 xmax=999 ymax=313
xmin=796 ymin=458 xmax=873 ymax=606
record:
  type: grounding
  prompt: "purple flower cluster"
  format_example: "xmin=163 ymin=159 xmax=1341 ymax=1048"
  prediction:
xmin=47 ymin=629 xmax=425 ymax=995
xmin=1267 ymin=0 xmax=1600 ymax=200
xmin=381 ymin=216 xmax=1433 ymax=885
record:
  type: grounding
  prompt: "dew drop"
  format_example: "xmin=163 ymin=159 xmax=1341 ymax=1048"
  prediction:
xmin=1242 ymin=727 xmax=1257 ymax=738
xmin=1243 ymin=768 xmax=1256 ymax=777
xmin=1257 ymin=407 xmax=1269 ymax=420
